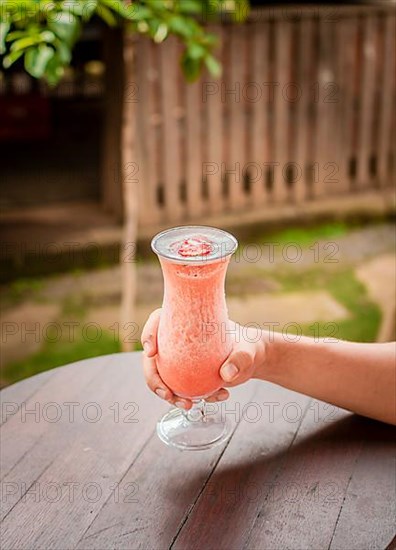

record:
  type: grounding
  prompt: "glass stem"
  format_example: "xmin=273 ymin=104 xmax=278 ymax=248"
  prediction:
xmin=183 ymin=398 xmax=205 ymax=423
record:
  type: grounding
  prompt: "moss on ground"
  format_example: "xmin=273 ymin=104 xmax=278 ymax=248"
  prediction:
xmin=273 ymin=268 xmax=381 ymax=343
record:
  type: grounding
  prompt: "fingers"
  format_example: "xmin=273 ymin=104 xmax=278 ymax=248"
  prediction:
xmin=205 ymin=388 xmax=230 ymax=403
xmin=143 ymin=354 xmax=172 ymax=400
xmin=141 ymin=308 xmax=161 ymax=357
xmin=142 ymin=354 xmax=192 ymax=409
xmin=220 ymin=341 xmax=256 ymax=386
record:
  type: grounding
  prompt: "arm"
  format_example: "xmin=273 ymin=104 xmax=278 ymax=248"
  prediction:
xmin=141 ymin=311 xmax=396 ymax=425
xmin=259 ymin=333 xmax=396 ymax=425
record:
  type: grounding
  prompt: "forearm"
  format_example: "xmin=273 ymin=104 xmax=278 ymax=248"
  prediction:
xmin=257 ymin=332 xmax=396 ymax=425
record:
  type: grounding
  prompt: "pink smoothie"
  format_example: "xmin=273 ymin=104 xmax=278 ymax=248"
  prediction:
xmin=153 ymin=228 xmax=237 ymax=399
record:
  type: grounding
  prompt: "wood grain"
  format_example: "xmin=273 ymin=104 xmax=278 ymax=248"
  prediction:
xmin=377 ymin=15 xmax=395 ymax=188
xmin=173 ymin=383 xmax=311 ymax=550
xmin=205 ymin=25 xmax=224 ymax=215
xmin=120 ymin=7 xmax=394 ymax=229
xmin=228 ymin=22 xmax=247 ymax=211
xmin=339 ymin=17 xmax=359 ymax=192
xmin=77 ymin=381 xmax=256 ymax=550
xmin=273 ymin=19 xmax=291 ymax=203
xmin=250 ymin=20 xmax=269 ymax=206
xmin=328 ymin=419 xmax=396 ymax=550
xmin=159 ymin=36 xmax=183 ymax=222
xmin=356 ymin=16 xmax=377 ymax=189
xmin=294 ymin=17 xmax=313 ymax=203
xmin=0 ymin=369 xmax=55 ymax=425
xmin=0 ymin=353 xmax=394 ymax=550
xmin=185 ymin=74 xmax=204 ymax=219
xmin=135 ymin=36 xmax=161 ymax=225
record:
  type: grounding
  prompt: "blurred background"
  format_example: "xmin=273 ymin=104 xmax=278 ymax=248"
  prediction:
xmin=1 ymin=0 xmax=395 ymax=387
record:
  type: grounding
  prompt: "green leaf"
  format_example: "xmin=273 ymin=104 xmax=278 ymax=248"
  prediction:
xmin=3 ymin=48 xmax=24 ymax=69
xmin=96 ymin=4 xmax=118 ymax=26
xmin=10 ymin=35 xmax=44 ymax=51
xmin=0 ymin=22 xmax=10 ymax=54
xmin=45 ymin=52 xmax=64 ymax=86
xmin=168 ymin=15 xmax=196 ymax=38
xmin=6 ymin=31 xmax=29 ymax=42
xmin=99 ymin=0 xmax=131 ymax=18
xmin=67 ymin=0 xmax=97 ymax=20
xmin=24 ymin=44 xmax=54 ymax=78
xmin=40 ymin=30 xmax=56 ymax=42
xmin=48 ymin=13 xmax=81 ymax=46
xmin=187 ymin=42 xmax=206 ymax=60
xmin=179 ymin=0 xmax=203 ymax=14
xmin=181 ymin=52 xmax=201 ymax=82
xmin=204 ymin=53 xmax=222 ymax=77
xmin=54 ymin=39 xmax=71 ymax=64
xmin=154 ymin=22 xmax=168 ymax=43
xmin=121 ymin=5 xmax=152 ymax=21
xmin=201 ymin=32 xmax=218 ymax=47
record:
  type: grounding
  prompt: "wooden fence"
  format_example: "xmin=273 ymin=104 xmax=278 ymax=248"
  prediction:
xmin=110 ymin=4 xmax=395 ymax=229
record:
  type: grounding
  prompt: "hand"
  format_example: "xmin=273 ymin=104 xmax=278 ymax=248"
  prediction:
xmin=141 ymin=309 xmax=266 ymax=410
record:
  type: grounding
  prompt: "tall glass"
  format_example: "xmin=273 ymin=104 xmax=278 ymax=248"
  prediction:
xmin=151 ymin=225 xmax=238 ymax=451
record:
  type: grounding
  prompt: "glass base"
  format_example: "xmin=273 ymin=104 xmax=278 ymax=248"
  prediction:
xmin=156 ymin=400 xmax=235 ymax=451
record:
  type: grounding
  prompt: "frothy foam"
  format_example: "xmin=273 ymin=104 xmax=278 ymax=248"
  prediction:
xmin=151 ymin=226 xmax=238 ymax=264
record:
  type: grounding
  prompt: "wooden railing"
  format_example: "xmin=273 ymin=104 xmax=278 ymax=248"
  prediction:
xmin=117 ymin=4 xmax=395 ymax=229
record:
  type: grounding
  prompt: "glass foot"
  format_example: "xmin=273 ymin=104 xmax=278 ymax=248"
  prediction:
xmin=156 ymin=400 xmax=235 ymax=451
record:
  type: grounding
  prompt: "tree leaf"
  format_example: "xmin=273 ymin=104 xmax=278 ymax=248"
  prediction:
xmin=204 ymin=53 xmax=222 ymax=77
xmin=169 ymin=15 xmax=196 ymax=38
xmin=96 ymin=4 xmax=118 ymax=27
xmin=24 ymin=44 xmax=54 ymax=78
xmin=11 ymin=34 xmax=44 ymax=52
xmin=3 ymin=48 xmax=24 ymax=69
xmin=0 ymin=22 xmax=10 ymax=54
xmin=54 ymin=39 xmax=71 ymax=64
xmin=179 ymin=1 xmax=203 ymax=15
xmin=154 ymin=22 xmax=168 ymax=43
xmin=187 ymin=42 xmax=206 ymax=60
xmin=181 ymin=52 xmax=201 ymax=82
xmin=44 ymin=51 xmax=65 ymax=85
xmin=48 ymin=13 xmax=81 ymax=46
xmin=45 ymin=51 xmax=64 ymax=85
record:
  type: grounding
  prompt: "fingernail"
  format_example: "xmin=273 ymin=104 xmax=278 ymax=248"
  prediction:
xmin=143 ymin=341 xmax=152 ymax=355
xmin=216 ymin=392 xmax=228 ymax=401
xmin=175 ymin=401 xmax=187 ymax=409
xmin=155 ymin=388 xmax=167 ymax=399
xmin=221 ymin=363 xmax=239 ymax=381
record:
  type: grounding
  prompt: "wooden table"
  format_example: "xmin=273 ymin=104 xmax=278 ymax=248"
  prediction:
xmin=1 ymin=353 xmax=395 ymax=550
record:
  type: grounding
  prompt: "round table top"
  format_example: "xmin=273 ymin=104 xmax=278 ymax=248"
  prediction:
xmin=0 ymin=352 xmax=395 ymax=550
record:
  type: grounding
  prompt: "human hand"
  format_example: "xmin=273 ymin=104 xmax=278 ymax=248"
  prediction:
xmin=141 ymin=309 xmax=266 ymax=410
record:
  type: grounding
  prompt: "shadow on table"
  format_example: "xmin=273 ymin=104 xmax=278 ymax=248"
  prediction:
xmin=167 ymin=413 xmax=395 ymax=506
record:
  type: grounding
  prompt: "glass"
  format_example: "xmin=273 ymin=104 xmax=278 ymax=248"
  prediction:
xmin=151 ymin=225 xmax=238 ymax=451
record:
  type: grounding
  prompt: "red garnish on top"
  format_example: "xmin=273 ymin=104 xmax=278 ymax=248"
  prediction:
xmin=173 ymin=236 xmax=213 ymax=257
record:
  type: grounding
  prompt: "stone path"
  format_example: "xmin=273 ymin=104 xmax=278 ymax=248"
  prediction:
xmin=1 ymin=223 xmax=395 ymax=383
xmin=356 ymin=253 xmax=396 ymax=342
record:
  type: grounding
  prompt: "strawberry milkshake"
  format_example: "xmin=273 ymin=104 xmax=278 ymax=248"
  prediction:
xmin=151 ymin=225 xmax=238 ymax=450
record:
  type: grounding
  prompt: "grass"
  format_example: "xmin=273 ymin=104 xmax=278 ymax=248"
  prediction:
xmin=1 ymin=220 xmax=384 ymax=387
xmin=241 ymin=221 xmax=348 ymax=248
xmin=253 ymin=220 xmax=349 ymax=248
xmin=2 ymin=267 xmax=380 ymax=387
xmin=274 ymin=268 xmax=381 ymax=343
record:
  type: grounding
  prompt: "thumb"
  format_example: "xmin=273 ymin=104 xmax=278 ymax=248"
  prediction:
xmin=220 ymin=342 xmax=255 ymax=385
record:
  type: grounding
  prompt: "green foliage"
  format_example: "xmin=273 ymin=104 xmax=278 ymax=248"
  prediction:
xmin=0 ymin=0 xmax=249 ymax=84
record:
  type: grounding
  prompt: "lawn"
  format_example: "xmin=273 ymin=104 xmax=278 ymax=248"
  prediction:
xmin=1 ymin=221 xmax=384 ymax=387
